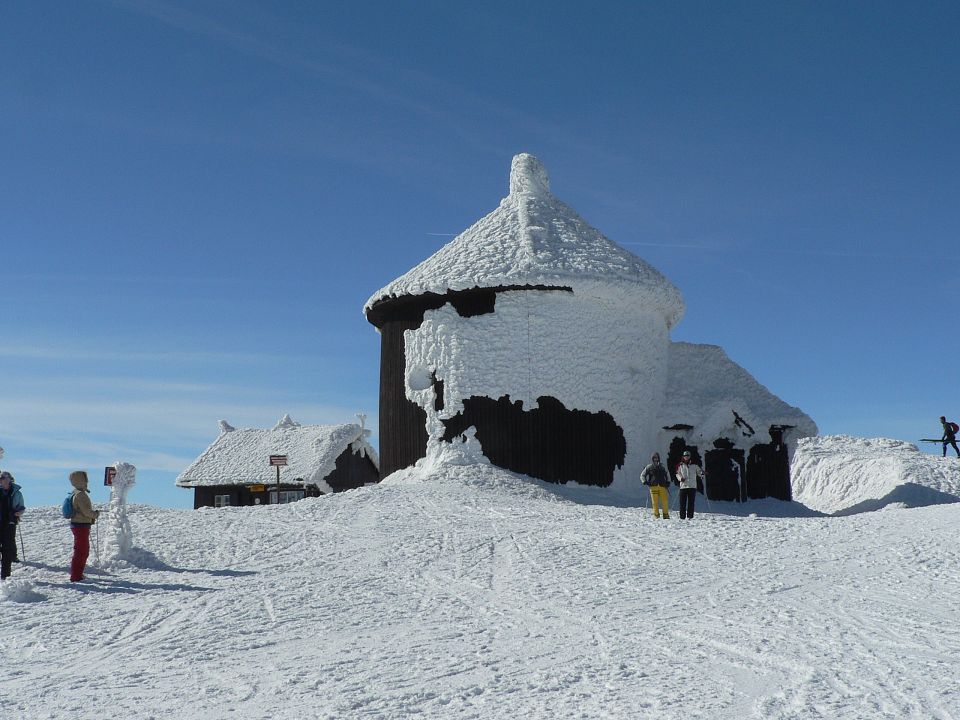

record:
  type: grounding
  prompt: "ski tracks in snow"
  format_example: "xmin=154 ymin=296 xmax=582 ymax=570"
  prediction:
xmin=3 ymin=488 xmax=960 ymax=719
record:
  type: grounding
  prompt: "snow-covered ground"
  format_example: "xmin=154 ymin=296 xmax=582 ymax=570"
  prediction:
xmin=2 ymin=446 xmax=960 ymax=719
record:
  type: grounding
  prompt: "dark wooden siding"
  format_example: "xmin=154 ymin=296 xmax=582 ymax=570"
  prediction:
xmin=378 ymin=319 xmax=429 ymax=479
xmin=745 ymin=427 xmax=792 ymax=501
xmin=368 ymin=285 xmax=576 ymax=480
xmin=441 ymin=395 xmax=626 ymax=486
xmin=665 ymin=429 xmax=792 ymax=502
xmin=193 ymin=484 xmax=320 ymax=509
xmin=326 ymin=448 xmax=380 ymax=491
xmin=704 ymin=440 xmax=746 ymax=502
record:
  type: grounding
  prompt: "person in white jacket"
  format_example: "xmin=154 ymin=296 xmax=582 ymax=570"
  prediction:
xmin=674 ymin=450 xmax=704 ymax=520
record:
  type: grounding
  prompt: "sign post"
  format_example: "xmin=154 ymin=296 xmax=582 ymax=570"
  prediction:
xmin=269 ymin=455 xmax=288 ymax=504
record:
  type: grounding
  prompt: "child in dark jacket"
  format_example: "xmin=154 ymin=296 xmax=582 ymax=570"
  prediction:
xmin=0 ymin=471 xmax=25 ymax=580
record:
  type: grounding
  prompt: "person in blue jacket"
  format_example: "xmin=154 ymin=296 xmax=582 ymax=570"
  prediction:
xmin=0 ymin=470 xmax=25 ymax=580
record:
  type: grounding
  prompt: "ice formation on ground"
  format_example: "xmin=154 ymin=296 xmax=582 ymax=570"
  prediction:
xmin=102 ymin=461 xmax=136 ymax=565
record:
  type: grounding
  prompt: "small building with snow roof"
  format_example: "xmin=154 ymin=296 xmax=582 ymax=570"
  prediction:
xmin=176 ymin=415 xmax=379 ymax=509
xmin=364 ymin=154 xmax=816 ymax=500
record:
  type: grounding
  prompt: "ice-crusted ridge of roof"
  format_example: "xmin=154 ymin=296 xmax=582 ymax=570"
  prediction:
xmin=364 ymin=153 xmax=685 ymax=328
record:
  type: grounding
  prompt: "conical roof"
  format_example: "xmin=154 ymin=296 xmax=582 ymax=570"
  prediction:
xmin=365 ymin=153 xmax=684 ymax=328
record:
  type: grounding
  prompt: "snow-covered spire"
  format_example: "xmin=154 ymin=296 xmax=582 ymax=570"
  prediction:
xmin=364 ymin=152 xmax=685 ymax=329
xmin=273 ymin=414 xmax=300 ymax=430
xmin=509 ymin=153 xmax=550 ymax=197
xmin=218 ymin=420 xmax=236 ymax=434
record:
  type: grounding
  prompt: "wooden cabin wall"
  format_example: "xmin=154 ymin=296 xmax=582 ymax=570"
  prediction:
xmin=704 ymin=443 xmax=746 ymax=502
xmin=378 ymin=319 xmax=429 ymax=479
xmin=326 ymin=448 xmax=381 ymax=491
xmin=441 ymin=394 xmax=626 ymax=486
xmin=193 ymin=484 xmax=317 ymax=508
xmin=368 ymin=286 xmax=574 ymax=480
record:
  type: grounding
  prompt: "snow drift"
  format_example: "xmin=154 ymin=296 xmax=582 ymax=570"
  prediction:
xmin=791 ymin=435 xmax=960 ymax=514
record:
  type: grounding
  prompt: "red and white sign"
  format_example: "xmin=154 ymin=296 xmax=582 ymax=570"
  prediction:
xmin=104 ymin=466 xmax=116 ymax=486
xmin=269 ymin=455 xmax=288 ymax=467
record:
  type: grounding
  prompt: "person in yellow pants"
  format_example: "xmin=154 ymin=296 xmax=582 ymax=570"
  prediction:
xmin=641 ymin=452 xmax=670 ymax=519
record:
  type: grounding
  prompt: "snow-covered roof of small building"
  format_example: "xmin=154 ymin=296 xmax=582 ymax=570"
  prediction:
xmin=176 ymin=416 xmax=379 ymax=490
xmin=365 ymin=153 xmax=685 ymax=328
xmin=662 ymin=342 xmax=818 ymax=444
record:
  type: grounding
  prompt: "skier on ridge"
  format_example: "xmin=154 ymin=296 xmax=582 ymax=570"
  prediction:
xmin=940 ymin=416 xmax=960 ymax=458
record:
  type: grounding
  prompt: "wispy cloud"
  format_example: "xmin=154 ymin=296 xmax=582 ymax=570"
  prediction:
xmin=0 ymin=343 xmax=293 ymax=365
xmin=97 ymin=0 xmax=624 ymax=170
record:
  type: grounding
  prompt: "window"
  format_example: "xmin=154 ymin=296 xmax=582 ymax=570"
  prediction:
xmin=214 ymin=494 xmax=231 ymax=508
xmin=269 ymin=490 xmax=304 ymax=505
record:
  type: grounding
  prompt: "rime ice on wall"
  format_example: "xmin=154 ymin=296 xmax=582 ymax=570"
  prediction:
xmin=102 ymin=461 xmax=136 ymax=564
xmin=405 ymin=289 xmax=671 ymax=488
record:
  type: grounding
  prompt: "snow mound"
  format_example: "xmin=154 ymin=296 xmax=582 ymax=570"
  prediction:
xmin=791 ymin=435 xmax=960 ymax=514
xmin=383 ymin=427 xmax=565 ymax=504
xmin=0 ymin=578 xmax=45 ymax=603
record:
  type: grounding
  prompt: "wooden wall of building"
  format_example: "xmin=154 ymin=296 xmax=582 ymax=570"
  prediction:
xmin=378 ymin=319 xmax=429 ymax=479
xmin=441 ymin=394 xmax=626 ymax=486
xmin=664 ymin=428 xmax=792 ymax=503
xmin=326 ymin=448 xmax=380 ymax=491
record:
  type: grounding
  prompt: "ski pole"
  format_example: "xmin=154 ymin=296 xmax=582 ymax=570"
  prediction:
xmin=94 ymin=520 xmax=101 ymax=568
xmin=17 ymin=523 xmax=25 ymax=561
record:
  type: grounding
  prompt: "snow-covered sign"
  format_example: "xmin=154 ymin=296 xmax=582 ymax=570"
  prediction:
xmin=269 ymin=455 xmax=288 ymax=467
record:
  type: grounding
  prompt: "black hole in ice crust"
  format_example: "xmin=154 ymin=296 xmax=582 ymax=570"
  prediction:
xmin=441 ymin=394 xmax=625 ymax=487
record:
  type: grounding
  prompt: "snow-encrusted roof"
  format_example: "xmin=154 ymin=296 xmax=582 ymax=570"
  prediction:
xmin=176 ymin=416 xmax=379 ymax=490
xmin=662 ymin=342 xmax=818 ymax=444
xmin=365 ymin=153 xmax=685 ymax=328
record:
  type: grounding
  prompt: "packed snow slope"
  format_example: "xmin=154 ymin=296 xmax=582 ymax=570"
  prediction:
xmin=792 ymin=435 xmax=960 ymax=515
xmin=3 ymin=456 xmax=960 ymax=719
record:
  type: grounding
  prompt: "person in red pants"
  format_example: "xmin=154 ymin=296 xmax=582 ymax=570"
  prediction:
xmin=67 ymin=470 xmax=100 ymax=581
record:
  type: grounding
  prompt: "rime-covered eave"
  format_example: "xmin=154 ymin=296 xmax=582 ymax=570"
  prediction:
xmin=363 ymin=153 xmax=685 ymax=330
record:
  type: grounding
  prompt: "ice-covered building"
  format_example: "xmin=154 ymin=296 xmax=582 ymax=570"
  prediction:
xmin=176 ymin=415 xmax=379 ymax=508
xmin=364 ymin=154 xmax=815 ymax=500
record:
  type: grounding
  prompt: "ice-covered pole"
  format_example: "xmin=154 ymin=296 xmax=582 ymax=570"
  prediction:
xmin=102 ymin=461 xmax=136 ymax=564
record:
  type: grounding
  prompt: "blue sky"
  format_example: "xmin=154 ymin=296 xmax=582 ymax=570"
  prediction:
xmin=2 ymin=0 xmax=958 ymax=508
